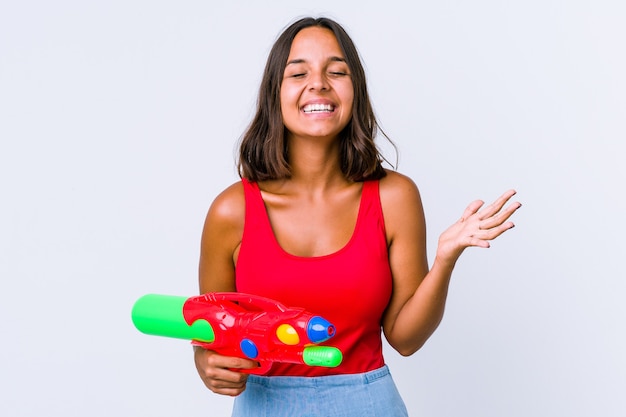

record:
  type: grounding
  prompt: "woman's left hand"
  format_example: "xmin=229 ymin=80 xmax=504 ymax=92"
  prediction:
xmin=436 ymin=189 xmax=521 ymax=267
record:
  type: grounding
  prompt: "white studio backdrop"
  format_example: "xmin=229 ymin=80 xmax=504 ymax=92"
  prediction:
xmin=1 ymin=1 xmax=624 ymax=416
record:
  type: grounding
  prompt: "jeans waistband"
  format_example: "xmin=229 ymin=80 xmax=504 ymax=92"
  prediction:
xmin=246 ymin=365 xmax=391 ymax=388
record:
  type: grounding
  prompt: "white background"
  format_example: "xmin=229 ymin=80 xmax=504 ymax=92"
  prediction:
xmin=1 ymin=1 xmax=624 ymax=416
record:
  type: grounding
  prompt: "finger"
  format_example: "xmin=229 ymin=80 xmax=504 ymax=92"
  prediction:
xmin=215 ymin=355 xmax=259 ymax=370
xmin=199 ymin=362 xmax=250 ymax=395
xmin=202 ymin=368 xmax=248 ymax=387
xmin=477 ymin=189 xmax=517 ymax=220
xmin=199 ymin=358 xmax=250 ymax=382
xmin=459 ymin=200 xmax=485 ymax=222
xmin=475 ymin=221 xmax=516 ymax=242
xmin=463 ymin=233 xmax=491 ymax=249
xmin=479 ymin=201 xmax=521 ymax=230
xmin=202 ymin=371 xmax=249 ymax=396
xmin=195 ymin=350 xmax=258 ymax=395
xmin=213 ymin=386 xmax=247 ymax=397
xmin=199 ymin=348 xmax=259 ymax=371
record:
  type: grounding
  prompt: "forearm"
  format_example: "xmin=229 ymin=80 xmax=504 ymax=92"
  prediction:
xmin=385 ymin=256 xmax=456 ymax=356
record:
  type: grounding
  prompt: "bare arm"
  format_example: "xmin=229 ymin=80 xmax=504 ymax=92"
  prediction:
xmin=197 ymin=182 xmax=243 ymax=294
xmin=194 ymin=182 xmax=257 ymax=396
xmin=380 ymin=172 xmax=521 ymax=356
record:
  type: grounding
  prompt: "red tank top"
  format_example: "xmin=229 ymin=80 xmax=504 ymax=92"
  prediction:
xmin=235 ymin=178 xmax=392 ymax=376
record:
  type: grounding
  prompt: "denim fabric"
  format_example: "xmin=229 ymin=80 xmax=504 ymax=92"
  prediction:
xmin=231 ymin=365 xmax=408 ymax=417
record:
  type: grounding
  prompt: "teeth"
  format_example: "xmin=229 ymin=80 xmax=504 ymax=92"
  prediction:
xmin=303 ymin=104 xmax=334 ymax=113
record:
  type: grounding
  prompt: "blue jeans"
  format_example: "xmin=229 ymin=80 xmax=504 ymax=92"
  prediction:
xmin=231 ymin=365 xmax=409 ymax=417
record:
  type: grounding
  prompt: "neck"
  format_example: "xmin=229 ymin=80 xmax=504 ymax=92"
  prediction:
xmin=266 ymin=136 xmax=350 ymax=194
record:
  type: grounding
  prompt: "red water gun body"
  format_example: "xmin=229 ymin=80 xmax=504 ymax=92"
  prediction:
xmin=132 ymin=292 xmax=343 ymax=375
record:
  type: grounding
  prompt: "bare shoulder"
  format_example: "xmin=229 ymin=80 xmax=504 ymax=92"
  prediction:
xmin=379 ymin=170 xmax=426 ymax=241
xmin=201 ymin=180 xmax=246 ymax=250
xmin=205 ymin=181 xmax=245 ymax=228
xmin=379 ymin=170 xmax=423 ymax=207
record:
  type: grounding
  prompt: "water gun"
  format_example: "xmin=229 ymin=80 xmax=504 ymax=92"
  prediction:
xmin=131 ymin=292 xmax=343 ymax=374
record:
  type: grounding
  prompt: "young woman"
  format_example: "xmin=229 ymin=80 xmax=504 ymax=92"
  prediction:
xmin=193 ymin=16 xmax=521 ymax=417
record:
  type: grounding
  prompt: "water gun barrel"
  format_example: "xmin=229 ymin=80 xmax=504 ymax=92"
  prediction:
xmin=131 ymin=294 xmax=215 ymax=342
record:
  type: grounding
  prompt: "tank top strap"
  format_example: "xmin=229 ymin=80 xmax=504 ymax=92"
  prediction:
xmin=241 ymin=177 xmax=263 ymax=213
xmin=240 ymin=178 xmax=276 ymax=252
xmin=358 ymin=179 xmax=385 ymax=235
xmin=360 ymin=179 xmax=379 ymax=207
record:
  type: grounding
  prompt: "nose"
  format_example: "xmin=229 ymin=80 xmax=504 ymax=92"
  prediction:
xmin=308 ymin=70 xmax=329 ymax=91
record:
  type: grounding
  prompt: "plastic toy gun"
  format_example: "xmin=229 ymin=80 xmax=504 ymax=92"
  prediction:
xmin=131 ymin=292 xmax=343 ymax=374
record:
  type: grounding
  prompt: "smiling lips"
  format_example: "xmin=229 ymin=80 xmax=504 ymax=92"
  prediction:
xmin=302 ymin=103 xmax=335 ymax=113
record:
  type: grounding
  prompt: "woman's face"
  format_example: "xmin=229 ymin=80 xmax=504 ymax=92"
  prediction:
xmin=280 ymin=27 xmax=354 ymax=143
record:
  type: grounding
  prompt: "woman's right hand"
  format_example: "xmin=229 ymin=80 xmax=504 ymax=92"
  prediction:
xmin=193 ymin=347 xmax=259 ymax=396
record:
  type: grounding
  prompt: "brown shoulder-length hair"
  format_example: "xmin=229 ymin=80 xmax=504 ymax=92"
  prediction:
xmin=238 ymin=17 xmax=394 ymax=182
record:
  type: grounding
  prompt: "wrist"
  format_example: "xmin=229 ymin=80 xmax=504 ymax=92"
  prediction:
xmin=432 ymin=252 xmax=459 ymax=273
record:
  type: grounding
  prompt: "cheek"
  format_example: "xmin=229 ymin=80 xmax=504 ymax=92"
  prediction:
xmin=342 ymin=89 xmax=355 ymax=119
xmin=280 ymin=86 xmax=299 ymax=113
xmin=279 ymin=90 xmax=291 ymax=121
xmin=340 ymin=81 xmax=355 ymax=110
xmin=279 ymin=89 xmax=298 ymax=131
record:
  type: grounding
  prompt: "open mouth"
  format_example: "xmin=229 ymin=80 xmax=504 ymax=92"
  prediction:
xmin=302 ymin=103 xmax=335 ymax=113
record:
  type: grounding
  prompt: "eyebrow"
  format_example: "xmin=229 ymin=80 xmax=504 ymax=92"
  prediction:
xmin=286 ymin=56 xmax=347 ymax=66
